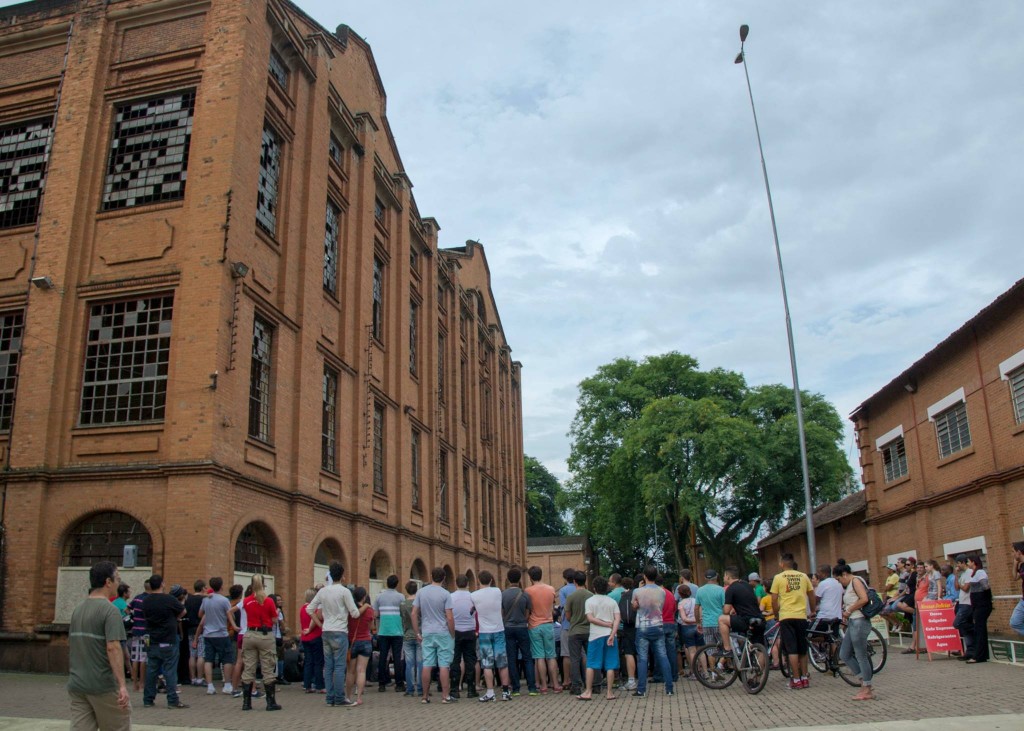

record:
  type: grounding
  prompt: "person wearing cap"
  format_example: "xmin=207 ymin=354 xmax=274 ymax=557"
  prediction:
xmin=883 ymin=564 xmax=899 ymax=601
xmin=748 ymin=573 xmax=766 ymax=600
xmin=693 ymin=569 xmax=725 ymax=648
xmin=141 ymin=575 xmax=189 ymax=709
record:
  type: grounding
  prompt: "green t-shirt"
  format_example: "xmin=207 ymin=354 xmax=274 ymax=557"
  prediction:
xmin=607 ymin=587 xmax=624 ymax=604
xmin=68 ymin=597 xmax=126 ymax=695
xmin=400 ymin=598 xmax=416 ymax=642
xmin=566 ymin=588 xmax=593 ymax=636
xmin=754 ymin=584 xmax=767 ymax=600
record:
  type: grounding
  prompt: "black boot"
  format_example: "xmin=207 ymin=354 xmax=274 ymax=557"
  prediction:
xmin=265 ymin=682 xmax=282 ymax=711
xmin=242 ymin=683 xmax=252 ymax=711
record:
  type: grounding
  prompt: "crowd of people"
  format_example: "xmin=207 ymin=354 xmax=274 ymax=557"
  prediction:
xmin=67 ymin=541 xmax=1024 ymax=729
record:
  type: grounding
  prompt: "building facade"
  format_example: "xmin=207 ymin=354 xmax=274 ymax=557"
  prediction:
xmin=755 ymin=279 xmax=1024 ymax=633
xmin=851 ymin=278 xmax=1024 ymax=631
xmin=756 ymin=491 xmax=868 ymax=581
xmin=526 ymin=535 xmax=598 ymax=588
xmin=0 ymin=0 xmax=526 ymax=671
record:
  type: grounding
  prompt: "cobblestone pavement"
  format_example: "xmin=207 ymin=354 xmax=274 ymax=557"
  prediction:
xmin=1 ymin=653 xmax=1023 ymax=731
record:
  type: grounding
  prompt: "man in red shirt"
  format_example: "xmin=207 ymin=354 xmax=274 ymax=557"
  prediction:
xmin=656 ymin=574 xmax=678 ymax=682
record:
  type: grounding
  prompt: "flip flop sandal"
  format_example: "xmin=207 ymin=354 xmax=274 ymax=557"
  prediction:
xmin=576 ymin=695 xmax=593 ymax=701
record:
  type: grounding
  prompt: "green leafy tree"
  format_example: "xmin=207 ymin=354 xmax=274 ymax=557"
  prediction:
xmin=525 ymin=456 xmax=569 ymax=537
xmin=566 ymin=353 xmax=852 ymax=575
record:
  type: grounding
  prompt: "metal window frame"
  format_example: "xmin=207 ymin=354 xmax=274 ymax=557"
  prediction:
xmin=409 ymin=300 xmax=418 ymax=376
xmin=373 ymin=402 xmax=385 ymax=494
xmin=0 ymin=117 xmax=54 ymax=228
xmin=881 ymin=436 xmax=908 ymax=482
xmin=248 ymin=315 xmax=273 ymax=441
xmin=439 ymin=449 xmax=449 ymax=523
xmin=372 ymin=256 xmax=384 ymax=341
xmin=101 ymin=90 xmax=195 ymax=211
xmin=0 ymin=310 xmax=24 ymax=431
xmin=268 ymin=47 xmax=289 ymax=89
xmin=256 ymin=124 xmax=282 ymax=234
xmin=934 ymin=401 xmax=971 ymax=458
xmin=323 ymin=200 xmax=340 ymax=294
xmin=411 ymin=428 xmax=421 ymax=510
xmin=1010 ymin=367 xmax=1024 ymax=425
xmin=62 ymin=511 xmax=152 ymax=567
xmin=234 ymin=522 xmax=271 ymax=574
xmin=321 ymin=364 xmax=338 ymax=473
xmin=79 ymin=294 xmax=173 ymax=426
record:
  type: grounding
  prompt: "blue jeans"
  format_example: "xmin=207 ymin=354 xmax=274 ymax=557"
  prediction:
xmin=302 ymin=638 xmax=325 ymax=690
xmin=636 ymin=626 xmax=673 ymax=695
xmin=504 ymin=626 xmax=536 ymax=693
xmin=954 ymin=603 xmax=974 ymax=653
xmin=839 ymin=617 xmax=872 ymax=686
xmin=144 ymin=643 xmax=181 ymax=706
xmin=322 ymin=631 xmax=349 ymax=704
xmin=1010 ymin=599 xmax=1024 ymax=637
xmin=653 ymin=626 xmax=678 ymax=681
xmin=403 ymin=639 xmax=422 ymax=693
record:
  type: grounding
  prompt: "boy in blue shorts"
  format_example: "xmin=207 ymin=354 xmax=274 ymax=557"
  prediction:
xmin=577 ymin=576 xmax=620 ymax=701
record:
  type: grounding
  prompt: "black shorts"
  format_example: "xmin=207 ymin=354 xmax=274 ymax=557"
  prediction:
xmin=729 ymin=615 xmax=750 ymax=634
xmin=780 ymin=619 xmax=808 ymax=656
xmin=619 ymin=627 xmax=636 ymax=656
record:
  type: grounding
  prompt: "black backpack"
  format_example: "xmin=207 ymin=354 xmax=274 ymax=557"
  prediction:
xmin=618 ymin=590 xmax=636 ymax=628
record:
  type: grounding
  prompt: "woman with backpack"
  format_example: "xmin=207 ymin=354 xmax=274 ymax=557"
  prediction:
xmin=835 ymin=563 xmax=875 ymax=700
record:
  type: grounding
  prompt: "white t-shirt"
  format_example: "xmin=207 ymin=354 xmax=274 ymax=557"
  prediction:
xmin=307 ymin=584 xmax=359 ymax=633
xmin=958 ymin=568 xmax=973 ymax=605
xmin=815 ymin=577 xmax=844 ymax=620
xmin=471 ymin=587 xmax=504 ymax=634
xmin=584 ymin=594 xmax=620 ymax=642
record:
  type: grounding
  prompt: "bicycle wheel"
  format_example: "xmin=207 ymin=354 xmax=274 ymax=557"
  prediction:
xmin=693 ymin=646 xmax=737 ymax=689
xmin=808 ymin=640 xmax=829 ymax=673
xmin=867 ymin=627 xmax=887 ymax=673
xmin=833 ymin=646 xmax=861 ymax=687
xmin=739 ymin=642 xmax=770 ymax=695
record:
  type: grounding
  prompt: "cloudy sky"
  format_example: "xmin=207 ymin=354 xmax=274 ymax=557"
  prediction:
xmin=7 ymin=0 xmax=1019 ymax=483
xmin=318 ymin=0 xmax=1020 ymax=481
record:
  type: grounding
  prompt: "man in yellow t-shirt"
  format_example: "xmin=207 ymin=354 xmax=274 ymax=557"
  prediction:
xmin=770 ymin=554 xmax=816 ymax=689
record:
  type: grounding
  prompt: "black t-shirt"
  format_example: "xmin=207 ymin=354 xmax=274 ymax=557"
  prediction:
xmin=724 ymin=580 xmax=761 ymax=620
xmin=143 ymin=592 xmax=185 ymax=644
xmin=184 ymin=594 xmax=204 ymax=634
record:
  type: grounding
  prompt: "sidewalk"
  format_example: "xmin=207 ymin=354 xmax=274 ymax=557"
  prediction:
xmin=762 ymin=715 xmax=1024 ymax=731
xmin=1 ymin=652 xmax=1022 ymax=730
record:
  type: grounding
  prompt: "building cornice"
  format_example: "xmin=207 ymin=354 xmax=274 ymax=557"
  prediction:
xmin=865 ymin=462 xmax=1024 ymax=525
xmin=1 ymin=459 xmax=517 ymax=566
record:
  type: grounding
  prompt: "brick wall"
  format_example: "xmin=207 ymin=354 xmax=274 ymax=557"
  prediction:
xmin=0 ymin=0 xmax=527 ymax=667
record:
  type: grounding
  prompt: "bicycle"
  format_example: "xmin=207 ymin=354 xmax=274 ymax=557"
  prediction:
xmin=806 ymin=619 xmax=888 ymax=686
xmin=693 ymin=618 xmax=769 ymax=695
xmin=764 ymin=622 xmax=790 ymax=679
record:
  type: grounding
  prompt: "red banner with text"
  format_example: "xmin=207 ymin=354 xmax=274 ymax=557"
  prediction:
xmin=918 ymin=599 xmax=959 ymax=655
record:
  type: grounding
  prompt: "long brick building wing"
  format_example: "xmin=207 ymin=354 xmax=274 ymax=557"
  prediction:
xmin=0 ymin=0 xmax=526 ymax=671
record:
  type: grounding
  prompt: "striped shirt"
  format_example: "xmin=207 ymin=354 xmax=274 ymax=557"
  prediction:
xmin=373 ymin=588 xmax=404 ymax=636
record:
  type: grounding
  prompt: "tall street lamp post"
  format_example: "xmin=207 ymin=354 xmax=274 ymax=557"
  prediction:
xmin=734 ymin=24 xmax=817 ymax=571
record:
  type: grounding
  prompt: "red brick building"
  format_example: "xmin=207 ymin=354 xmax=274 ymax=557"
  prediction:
xmin=757 ymin=491 xmax=869 ymax=581
xmin=850 ymin=278 xmax=1024 ymax=630
xmin=756 ymin=279 xmax=1024 ymax=631
xmin=0 ymin=0 xmax=526 ymax=671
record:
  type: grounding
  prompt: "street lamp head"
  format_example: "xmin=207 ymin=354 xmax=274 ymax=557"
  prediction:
xmin=739 ymin=24 xmax=749 ymax=42
xmin=734 ymin=52 xmax=744 ymax=64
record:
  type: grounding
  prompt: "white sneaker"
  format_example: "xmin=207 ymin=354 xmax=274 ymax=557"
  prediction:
xmin=222 ymin=683 xmax=234 ymax=694
xmin=625 ymin=678 xmax=637 ymax=691
xmin=206 ymin=684 xmax=216 ymax=695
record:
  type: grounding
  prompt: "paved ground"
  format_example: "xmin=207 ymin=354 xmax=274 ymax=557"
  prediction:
xmin=1 ymin=653 xmax=1023 ymax=731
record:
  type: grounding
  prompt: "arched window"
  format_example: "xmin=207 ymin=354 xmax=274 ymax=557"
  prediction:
xmin=410 ymin=559 xmax=427 ymax=583
xmin=62 ymin=512 xmax=152 ymax=567
xmin=234 ymin=523 xmax=272 ymax=574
